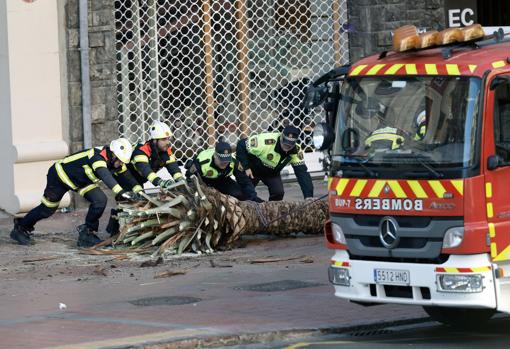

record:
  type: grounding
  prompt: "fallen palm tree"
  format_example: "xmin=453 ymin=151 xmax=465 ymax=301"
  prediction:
xmin=92 ymin=176 xmax=328 ymax=256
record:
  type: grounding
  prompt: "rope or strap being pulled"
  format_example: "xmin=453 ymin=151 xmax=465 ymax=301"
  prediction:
xmin=251 ymin=201 xmax=269 ymax=229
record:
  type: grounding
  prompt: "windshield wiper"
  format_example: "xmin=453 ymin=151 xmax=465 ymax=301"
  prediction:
xmin=406 ymin=156 xmax=444 ymax=179
xmin=332 ymin=154 xmax=379 ymax=178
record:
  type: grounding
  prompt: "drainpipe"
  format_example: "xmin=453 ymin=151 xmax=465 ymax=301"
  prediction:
xmin=79 ymin=0 xmax=92 ymax=148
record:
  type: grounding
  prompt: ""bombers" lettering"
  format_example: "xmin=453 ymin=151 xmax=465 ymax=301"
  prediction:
xmin=354 ymin=198 xmax=423 ymax=211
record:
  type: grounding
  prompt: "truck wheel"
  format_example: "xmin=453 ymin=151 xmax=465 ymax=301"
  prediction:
xmin=423 ymin=306 xmax=495 ymax=328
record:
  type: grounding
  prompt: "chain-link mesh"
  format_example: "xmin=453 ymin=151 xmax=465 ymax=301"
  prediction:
xmin=114 ymin=0 xmax=349 ymax=166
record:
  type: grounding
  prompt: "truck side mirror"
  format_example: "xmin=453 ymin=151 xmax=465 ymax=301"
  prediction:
xmin=487 ymin=155 xmax=501 ymax=170
xmin=303 ymin=85 xmax=328 ymax=111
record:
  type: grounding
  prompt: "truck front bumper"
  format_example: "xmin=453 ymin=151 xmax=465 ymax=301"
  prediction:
xmin=329 ymin=250 xmax=496 ymax=309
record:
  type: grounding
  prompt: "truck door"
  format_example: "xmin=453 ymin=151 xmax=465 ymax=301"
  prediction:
xmin=484 ymin=72 xmax=510 ymax=312
xmin=485 ymin=73 xmax=510 ymax=262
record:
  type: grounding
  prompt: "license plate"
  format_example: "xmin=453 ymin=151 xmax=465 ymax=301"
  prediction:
xmin=374 ymin=269 xmax=410 ymax=285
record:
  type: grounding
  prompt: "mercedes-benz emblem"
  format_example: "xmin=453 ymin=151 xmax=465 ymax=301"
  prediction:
xmin=379 ymin=216 xmax=400 ymax=249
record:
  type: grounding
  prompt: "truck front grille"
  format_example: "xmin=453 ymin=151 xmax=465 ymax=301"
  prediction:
xmin=332 ymin=214 xmax=463 ymax=260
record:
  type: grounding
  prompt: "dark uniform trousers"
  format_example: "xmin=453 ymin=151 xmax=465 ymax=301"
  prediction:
xmin=106 ymin=170 xmax=141 ymax=235
xmin=234 ymin=168 xmax=285 ymax=201
xmin=202 ymin=176 xmax=245 ymax=200
xmin=19 ymin=165 xmax=108 ymax=232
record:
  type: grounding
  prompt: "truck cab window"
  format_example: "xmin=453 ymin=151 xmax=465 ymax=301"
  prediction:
xmin=494 ymin=81 xmax=510 ymax=163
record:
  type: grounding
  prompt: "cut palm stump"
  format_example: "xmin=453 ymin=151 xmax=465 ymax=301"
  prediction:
xmin=94 ymin=176 xmax=328 ymax=256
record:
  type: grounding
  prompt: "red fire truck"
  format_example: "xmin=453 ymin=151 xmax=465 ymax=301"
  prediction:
xmin=309 ymin=24 xmax=510 ymax=326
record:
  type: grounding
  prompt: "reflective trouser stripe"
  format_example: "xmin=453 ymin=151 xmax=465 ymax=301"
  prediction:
xmin=173 ymin=172 xmax=183 ymax=180
xmin=41 ymin=196 xmax=60 ymax=208
xmin=78 ymin=184 xmax=98 ymax=196
xmin=133 ymin=185 xmax=143 ymax=193
xmin=55 ymin=162 xmax=78 ymax=190
xmin=112 ymin=184 xmax=123 ymax=194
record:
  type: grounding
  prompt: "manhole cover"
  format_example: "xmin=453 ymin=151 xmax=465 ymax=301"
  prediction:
xmin=130 ymin=296 xmax=201 ymax=306
xmin=235 ymin=280 xmax=323 ymax=292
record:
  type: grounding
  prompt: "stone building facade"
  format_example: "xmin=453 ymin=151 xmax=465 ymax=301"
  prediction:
xmin=347 ymin=0 xmax=445 ymax=62
xmin=65 ymin=0 xmax=118 ymax=152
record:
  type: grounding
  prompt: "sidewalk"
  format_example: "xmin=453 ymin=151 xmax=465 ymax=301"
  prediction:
xmin=0 ymin=179 xmax=427 ymax=349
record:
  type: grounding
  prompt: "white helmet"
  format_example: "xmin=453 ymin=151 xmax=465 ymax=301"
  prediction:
xmin=149 ymin=121 xmax=173 ymax=140
xmin=110 ymin=138 xmax=133 ymax=164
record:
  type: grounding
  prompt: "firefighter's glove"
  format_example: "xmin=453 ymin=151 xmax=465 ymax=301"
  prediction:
xmin=120 ymin=191 xmax=143 ymax=202
xmin=159 ymin=179 xmax=175 ymax=189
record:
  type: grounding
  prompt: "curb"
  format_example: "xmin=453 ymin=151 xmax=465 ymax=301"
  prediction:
xmin=107 ymin=316 xmax=431 ymax=349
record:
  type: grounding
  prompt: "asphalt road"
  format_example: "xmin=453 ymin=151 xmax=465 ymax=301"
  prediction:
xmin=235 ymin=315 xmax=510 ymax=349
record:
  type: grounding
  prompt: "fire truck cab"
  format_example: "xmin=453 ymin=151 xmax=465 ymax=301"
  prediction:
xmin=309 ymin=25 xmax=510 ymax=326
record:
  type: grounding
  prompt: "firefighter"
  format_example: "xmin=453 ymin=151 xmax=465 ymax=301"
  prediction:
xmin=234 ymin=125 xmax=313 ymax=201
xmin=105 ymin=121 xmax=184 ymax=236
xmin=364 ymin=126 xmax=405 ymax=150
xmin=126 ymin=120 xmax=184 ymax=188
xmin=186 ymin=140 xmax=244 ymax=199
xmin=365 ymin=107 xmax=428 ymax=151
xmin=10 ymin=138 xmax=139 ymax=247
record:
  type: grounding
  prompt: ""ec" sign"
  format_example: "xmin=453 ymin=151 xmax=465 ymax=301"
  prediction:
xmin=445 ymin=0 xmax=478 ymax=28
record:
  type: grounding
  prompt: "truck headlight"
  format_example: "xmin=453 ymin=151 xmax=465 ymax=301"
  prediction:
xmin=313 ymin=124 xmax=326 ymax=149
xmin=331 ymin=223 xmax=346 ymax=244
xmin=328 ymin=266 xmax=350 ymax=286
xmin=437 ymin=274 xmax=483 ymax=293
xmin=312 ymin=122 xmax=335 ymax=151
xmin=443 ymin=227 xmax=464 ymax=248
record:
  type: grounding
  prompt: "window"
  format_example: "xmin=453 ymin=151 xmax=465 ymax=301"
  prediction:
xmin=493 ymin=77 xmax=510 ymax=162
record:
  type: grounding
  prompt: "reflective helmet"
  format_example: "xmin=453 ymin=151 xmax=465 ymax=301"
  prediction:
xmin=110 ymin=138 xmax=133 ymax=164
xmin=149 ymin=121 xmax=173 ymax=140
xmin=364 ymin=127 xmax=404 ymax=150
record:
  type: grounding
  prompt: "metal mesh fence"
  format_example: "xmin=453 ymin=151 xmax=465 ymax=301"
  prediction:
xmin=114 ymin=0 xmax=349 ymax=166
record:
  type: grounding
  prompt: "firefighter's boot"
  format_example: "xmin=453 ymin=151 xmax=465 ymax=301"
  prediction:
xmin=76 ymin=224 xmax=102 ymax=248
xmin=10 ymin=218 xmax=32 ymax=246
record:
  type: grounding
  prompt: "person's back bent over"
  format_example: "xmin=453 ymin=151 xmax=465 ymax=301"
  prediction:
xmin=187 ymin=140 xmax=244 ymax=200
xmin=10 ymin=139 xmax=136 ymax=247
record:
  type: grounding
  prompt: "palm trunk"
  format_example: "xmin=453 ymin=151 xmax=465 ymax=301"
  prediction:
xmin=203 ymin=186 xmax=328 ymax=244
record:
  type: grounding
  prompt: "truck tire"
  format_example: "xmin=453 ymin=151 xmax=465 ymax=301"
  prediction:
xmin=423 ymin=306 xmax=495 ymax=328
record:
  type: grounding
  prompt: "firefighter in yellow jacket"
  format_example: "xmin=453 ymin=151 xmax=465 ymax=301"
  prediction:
xmin=10 ymin=138 xmax=138 ymax=247
xmin=106 ymin=121 xmax=184 ymax=236
xmin=124 ymin=120 xmax=183 ymax=188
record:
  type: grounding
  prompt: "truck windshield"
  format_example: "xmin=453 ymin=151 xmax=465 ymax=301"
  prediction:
xmin=333 ymin=76 xmax=482 ymax=178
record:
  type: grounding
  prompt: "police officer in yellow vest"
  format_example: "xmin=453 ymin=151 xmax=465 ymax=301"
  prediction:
xmin=235 ymin=125 xmax=313 ymax=201
xmin=10 ymin=138 xmax=140 ymax=247
xmin=187 ymin=140 xmax=244 ymax=199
